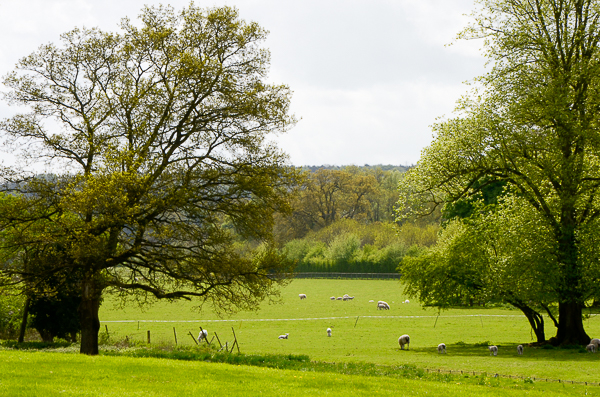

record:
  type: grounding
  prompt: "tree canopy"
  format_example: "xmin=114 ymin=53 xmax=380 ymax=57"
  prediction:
xmin=398 ymin=0 xmax=600 ymax=345
xmin=0 ymin=4 xmax=297 ymax=354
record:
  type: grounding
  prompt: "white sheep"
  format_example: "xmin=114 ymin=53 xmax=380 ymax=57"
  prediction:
xmin=489 ymin=345 xmax=498 ymax=356
xmin=330 ymin=296 xmax=336 ymax=300
xmin=398 ymin=334 xmax=410 ymax=350
xmin=517 ymin=344 xmax=523 ymax=355
xmin=278 ymin=333 xmax=289 ymax=339
xmin=377 ymin=301 xmax=390 ymax=310
xmin=197 ymin=329 xmax=208 ymax=342
xmin=369 ymin=300 xmax=374 ymax=303
xmin=591 ymin=338 xmax=600 ymax=348
xmin=437 ymin=343 xmax=446 ymax=353
xmin=336 ymin=297 xmax=343 ymax=300
xmin=587 ymin=343 xmax=596 ymax=353
xmin=404 ymin=300 xmax=410 ymax=304
xmin=299 ymin=294 xmax=307 ymax=300
xmin=327 ymin=328 xmax=332 ymax=337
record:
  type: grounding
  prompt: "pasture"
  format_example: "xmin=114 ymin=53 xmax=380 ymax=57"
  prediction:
xmin=0 ymin=349 xmax=587 ymax=397
xmin=99 ymin=279 xmax=600 ymax=384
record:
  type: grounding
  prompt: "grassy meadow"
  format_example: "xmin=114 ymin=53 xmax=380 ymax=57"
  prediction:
xmin=3 ymin=348 xmax=594 ymax=397
xmin=98 ymin=279 xmax=600 ymax=383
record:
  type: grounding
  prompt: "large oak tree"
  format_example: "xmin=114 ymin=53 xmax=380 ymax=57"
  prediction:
xmin=0 ymin=4 xmax=297 ymax=354
xmin=398 ymin=0 xmax=600 ymax=345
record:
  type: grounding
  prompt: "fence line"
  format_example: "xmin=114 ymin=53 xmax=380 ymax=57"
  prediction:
xmin=101 ymin=314 xmax=525 ymax=323
xmin=420 ymin=367 xmax=599 ymax=387
xmin=293 ymin=272 xmax=401 ymax=280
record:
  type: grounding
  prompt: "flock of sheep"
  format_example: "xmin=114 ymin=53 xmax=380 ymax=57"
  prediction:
xmin=274 ymin=293 xmax=538 ymax=356
xmin=197 ymin=292 xmax=600 ymax=356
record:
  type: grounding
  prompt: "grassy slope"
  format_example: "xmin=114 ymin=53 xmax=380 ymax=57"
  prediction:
xmin=98 ymin=279 xmax=600 ymax=383
xmin=0 ymin=350 xmax=594 ymax=397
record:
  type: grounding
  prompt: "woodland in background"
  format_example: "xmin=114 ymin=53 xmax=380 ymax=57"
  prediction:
xmin=274 ymin=166 xmax=440 ymax=273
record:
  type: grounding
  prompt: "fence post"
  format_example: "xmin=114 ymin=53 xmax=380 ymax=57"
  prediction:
xmin=173 ymin=327 xmax=178 ymax=345
xmin=188 ymin=331 xmax=198 ymax=345
xmin=147 ymin=330 xmax=151 ymax=344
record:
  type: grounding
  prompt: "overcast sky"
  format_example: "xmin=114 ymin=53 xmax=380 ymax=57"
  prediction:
xmin=0 ymin=0 xmax=486 ymax=167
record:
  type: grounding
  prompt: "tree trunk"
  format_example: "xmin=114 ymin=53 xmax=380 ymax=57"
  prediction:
xmin=18 ymin=296 xmax=30 ymax=343
xmin=79 ymin=276 xmax=102 ymax=355
xmin=508 ymin=299 xmax=546 ymax=343
xmin=522 ymin=307 xmax=545 ymax=343
xmin=556 ymin=301 xmax=589 ymax=345
xmin=554 ymin=195 xmax=590 ymax=345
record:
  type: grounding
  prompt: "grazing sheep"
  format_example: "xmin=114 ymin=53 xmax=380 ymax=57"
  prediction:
xmin=404 ymin=300 xmax=410 ymax=304
xmin=377 ymin=301 xmax=390 ymax=310
xmin=489 ymin=345 xmax=498 ymax=356
xmin=437 ymin=343 xmax=446 ymax=353
xmin=591 ymin=338 xmax=600 ymax=348
xmin=330 ymin=296 xmax=336 ymax=300
xmin=197 ymin=329 xmax=208 ymax=342
xmin=398 ymin=334 xmax=410 ymax=350
xmin=327 ymin=328 xmax=332 ymax=337
xmin=587 ymin=343 xmax=597 ymax=353
xmin=369 ymin=300 xmax=374 ymax=303
xmin=299 ymin=294 xmax=307 ymax=300
xmin=517 ymin=344 xmax=524 ymax=355
xmin=278 ymin=333 xmax=289 ymax=339
xmin=336 ymin=297 xmax=343 ymax=300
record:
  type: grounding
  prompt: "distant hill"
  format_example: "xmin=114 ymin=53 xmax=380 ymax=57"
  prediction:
xmin=300 ymin=164 xmax=411 ymax=173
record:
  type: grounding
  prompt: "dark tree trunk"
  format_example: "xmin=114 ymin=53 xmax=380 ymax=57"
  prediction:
xmin=556 ymin=301 xmax=589 ymax=345
xmin=554 ymin=194 xmax=590 ymax=345
xmin=508 ymin=299 xmax=546 ymax=343
xmin=79 ymin=277 xmax=102 ymax=355
xmin=522 ymin=307 xmax=545 ymax=343
xmin=18 ymin=296 xmax=30 ymax=343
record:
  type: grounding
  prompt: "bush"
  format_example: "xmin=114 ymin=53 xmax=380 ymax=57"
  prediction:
xmin=0 ymin=292 xmax=26 ymax=339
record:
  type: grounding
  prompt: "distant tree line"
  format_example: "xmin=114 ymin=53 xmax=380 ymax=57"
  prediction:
xmin=274 ymin=166 xmax=440 ymax=274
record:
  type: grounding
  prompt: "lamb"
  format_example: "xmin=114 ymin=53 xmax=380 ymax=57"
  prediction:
xmin=591 ymin=338 xmax=600 ymax=348
xmin=587 ymin=343 xmax=597 ymax=353
xmin=398 ymin=334 xmax=410 ymax=350
xmin=437 ymin=343 xmax=446 ymax=353
xmin=369 ymin=300 xmax=374 ymax=303
xmin=488 ymin=345 xmax=498 ymax=356
xmin=327 ymin=328 xmax=332 ymax=337
xmin=278 ymin=333 xmax=289 ymax=339
xmin=330 ymin=296 xmax=336 ymax=300
xmin=299 ymin=294 xmax=307 ymax=300
xmin=336 ymin=297 xmax=343 ymax=300
xmin=517 ymin=344 xmax=523 ymax=355
xmin=197 ymin=329 xmax=208 ymax=342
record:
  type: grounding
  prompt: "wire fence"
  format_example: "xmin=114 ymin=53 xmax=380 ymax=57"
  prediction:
xmin=293 ymin=272 xmax=401 ymax=280
xmin=421 ymin=367 xmax=600 ymax=387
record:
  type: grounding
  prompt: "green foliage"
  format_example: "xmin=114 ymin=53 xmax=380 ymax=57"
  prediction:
xmin=0 ymin=292 xmax=25 ymax=339
xmin=397 ymin=0 xmax=600 ymax=344
xmin=283 ymin=219 xmax=416 ymax=273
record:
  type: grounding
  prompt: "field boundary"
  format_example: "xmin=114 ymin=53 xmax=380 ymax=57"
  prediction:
xmin=420 ymin=367 xmax=600 ymax=387
xmin=294 ymin=272 xmax=401 ymax=279
xmin=101 ymin=314 xmax=525 ymax=323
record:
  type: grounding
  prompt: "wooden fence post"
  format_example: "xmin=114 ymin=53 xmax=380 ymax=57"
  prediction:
xmin=173 ymin=327 xmax=178 ymax=345
xmin=214 ymin=332 xmax=223 ymax=348
xmin=231 ymin=327 xmax=240 ymax=353
xmin=188 ymin=331 xmax=198 ymax=345
xmin=147 ymin=330 xmax=151 ymax=344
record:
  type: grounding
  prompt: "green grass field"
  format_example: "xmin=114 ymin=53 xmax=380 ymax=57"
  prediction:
xmin=0 ymin=349 xmax=597 ymax=396
xmin=98 ymin=279 xmax=600 ymax=384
